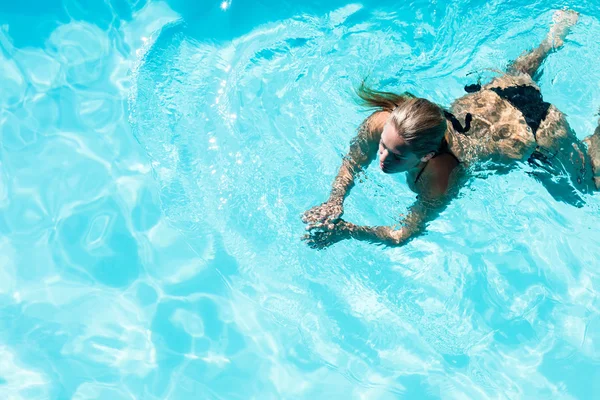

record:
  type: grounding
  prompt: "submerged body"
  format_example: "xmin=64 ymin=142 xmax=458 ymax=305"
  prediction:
xmin=449 ymin=74 xmax=592 ymax=201
xmin=302 ymin=9 xmax=600 ymax=248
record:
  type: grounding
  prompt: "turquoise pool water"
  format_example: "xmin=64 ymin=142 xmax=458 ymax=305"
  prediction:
xmin=2 ymin=0 xmax=600 ymax=398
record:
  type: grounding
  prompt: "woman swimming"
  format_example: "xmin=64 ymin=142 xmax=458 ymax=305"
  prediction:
xmin=302 ymin=9 xmax=600 ymax=249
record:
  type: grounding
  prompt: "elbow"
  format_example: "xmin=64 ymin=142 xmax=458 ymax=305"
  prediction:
xmin=387 ymin=228 xmax=406 ymax=246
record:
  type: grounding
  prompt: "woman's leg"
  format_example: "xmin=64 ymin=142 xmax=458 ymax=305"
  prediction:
xmin=525 ymin=101 xmax=599 ymax=207
xmin=584 ymin=121 xmax=600 ymax=189
xmin=511 ymin=9 xmax=597 ymax=201
xmin=508 ymin=9 xmax=579 ymax=78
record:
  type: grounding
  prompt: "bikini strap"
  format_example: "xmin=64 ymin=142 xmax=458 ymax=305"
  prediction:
xmin=443 ymin=111 xmax=472 ymax=134
xmin=414 ymin=163 xmax=428 ymax=184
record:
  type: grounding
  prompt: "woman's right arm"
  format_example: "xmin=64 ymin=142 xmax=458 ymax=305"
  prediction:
xmin=302 ymin=111 xmax=388 ymax=225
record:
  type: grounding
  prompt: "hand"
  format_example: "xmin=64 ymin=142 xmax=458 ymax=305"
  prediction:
xmin=301 ymin=199 xmax=343 ymax=227
xmin=302 ymin=219 xmax=352 ymax=249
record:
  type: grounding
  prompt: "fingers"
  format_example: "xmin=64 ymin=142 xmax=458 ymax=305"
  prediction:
xmin=302 ymin=212 xmax=335 ymax=225
xmin=301 ymin=208 xmax=329 ymax=224
xmin=301 ymin=204 xmax=345 ymax=249
xmin=301 ymin=233 xmax=318 ymax=248
xmin=303 ymin=235 xmax=319 ymax=249
xmin=301 ymin=233 xmax=330 ymax=249
xmin=302 ymin=201 xmax=344 ymax=223
xmin=302 ymin=215 xmax=325 ymax=225
xmin=301 ymin=210 xmax=313 ymax=223
xmin=305 ymin=223 xmax=323 ymax=231
xmin=326 ymin=212 xmax=341 ymax=224
xmin=305 ymin=221 xmax=337 ymax=232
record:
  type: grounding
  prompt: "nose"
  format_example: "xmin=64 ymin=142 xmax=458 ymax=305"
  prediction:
xmin=379 ymin=148 xmax=389 ymax=164
xmin=379 ymin=153 xmax=389 ymax=171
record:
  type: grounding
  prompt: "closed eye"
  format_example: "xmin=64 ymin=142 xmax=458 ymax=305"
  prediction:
xmin=381 ymin=141 xmax=405 ymax=160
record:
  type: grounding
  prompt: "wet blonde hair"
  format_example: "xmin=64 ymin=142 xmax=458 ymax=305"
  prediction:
xmin=356 ymin=82 xmax=448 ymax=157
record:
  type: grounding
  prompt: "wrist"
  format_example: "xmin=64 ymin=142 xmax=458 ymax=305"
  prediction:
xmin=328 ymin=196 xmax=343 ymax=206
xmin=342 ymin=221 xmax=360 ymax=239
xmin=348 ymin=224 xmax=405 ymax=245
xmin=341 ymin=221 xmax=356 ymax=241
xmin=387 ymin=227 xmax=406 ymax=245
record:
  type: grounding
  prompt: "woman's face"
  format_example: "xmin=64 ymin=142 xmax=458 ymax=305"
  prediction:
xmin=378 ymin=122 xmax=420 ymax=174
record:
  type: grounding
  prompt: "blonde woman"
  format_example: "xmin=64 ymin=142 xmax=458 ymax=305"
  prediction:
xmin=302 ymin=9 xmax=600 ymax=249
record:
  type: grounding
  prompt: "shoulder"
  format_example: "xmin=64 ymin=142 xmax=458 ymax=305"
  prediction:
xmin=369 ymin=111 xmax=391 ymax=130
xmin=367 ymin=110 xmax=391 ymax=131
xmin=417 ymin=153 xmax=460 ymax=198
xmin=357 ymin=110 xmax=390 ymax=142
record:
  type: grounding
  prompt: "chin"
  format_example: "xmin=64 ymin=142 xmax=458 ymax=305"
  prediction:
xmin=380 ymin=162 xmax=405 ymax=174
xmin=381 ymin=166 xmax=401 ymax=174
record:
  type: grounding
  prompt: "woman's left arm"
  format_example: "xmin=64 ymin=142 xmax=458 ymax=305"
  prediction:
xmin=304 ymin=196 xmax=445 ymax=248
xmin=303 ymin=155 xmax=462 ymax=249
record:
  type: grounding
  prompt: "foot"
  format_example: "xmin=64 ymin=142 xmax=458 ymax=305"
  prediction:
xmin=546 ymin=9 xmax=579 ymax=48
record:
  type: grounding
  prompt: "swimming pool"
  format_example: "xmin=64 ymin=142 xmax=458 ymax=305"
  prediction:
xmin=1 ymin=0 xmax=600 ymax=398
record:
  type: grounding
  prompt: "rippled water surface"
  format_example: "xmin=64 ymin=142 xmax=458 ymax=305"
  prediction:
xmin=2 ymin=0 xmax=600 ymax=398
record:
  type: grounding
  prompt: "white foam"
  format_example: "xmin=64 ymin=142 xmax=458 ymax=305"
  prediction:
xmin=0 ymin=346 xmax=50 ymax=400
xmin=13 ymin=48 xmax=62 ymax=91
xmin=0 ymin=55 xmax=26 ymax=107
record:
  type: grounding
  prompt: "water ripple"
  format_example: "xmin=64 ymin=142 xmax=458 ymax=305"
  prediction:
xmin=2 ymin=0 xmax=600 ymax=399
